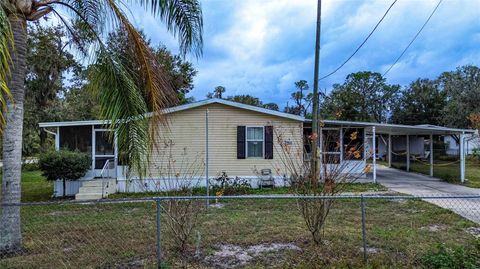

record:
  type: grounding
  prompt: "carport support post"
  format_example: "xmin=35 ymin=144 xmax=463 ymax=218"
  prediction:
xmin=406 ymin=135 xmax=410 ymax=172
xmin=429 ymin=134 xmax=433 ymax=177
xmin=388 ymin=134 xmax=392 ymax=168
xmin=372 ymin=126 xmax=376 ymax=183
xmin=460 ymin=132 xmax=465 ymax=183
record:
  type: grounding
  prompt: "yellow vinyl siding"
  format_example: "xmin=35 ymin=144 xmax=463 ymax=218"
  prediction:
xmin=148 ymin=103 xmax=303 ymax=178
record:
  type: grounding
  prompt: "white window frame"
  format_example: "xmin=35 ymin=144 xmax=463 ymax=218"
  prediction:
xmin=246 ymin=126 xmax=265 ymax=159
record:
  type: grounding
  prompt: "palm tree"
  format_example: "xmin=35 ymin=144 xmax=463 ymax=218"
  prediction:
xmin=0 ymin=0 xmax=202 ymax=253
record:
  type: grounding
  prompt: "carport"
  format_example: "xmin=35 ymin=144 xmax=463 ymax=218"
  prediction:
xmin=305 ymin=120 xmax=475 ymax=183
xmin=326 ymin=120 xmax=474 ymax=183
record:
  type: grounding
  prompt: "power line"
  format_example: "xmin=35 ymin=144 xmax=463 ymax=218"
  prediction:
xmin=383 ymin=0 xmax=443 ymax=77
xmin=318 ymin=0 xmax=398 ymax=81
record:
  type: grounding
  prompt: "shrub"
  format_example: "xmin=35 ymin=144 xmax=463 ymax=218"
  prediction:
xmin=421 ymin=243 xmax=480 ymax=269
xmin=39 ymin=150 xmax=91 ymax=197
xmin=210 ymin=171 xmax=251 ymax=195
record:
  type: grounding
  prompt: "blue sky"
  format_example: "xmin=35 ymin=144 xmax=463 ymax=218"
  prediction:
xmin=131 ymin=0 xmax=479 ymax=107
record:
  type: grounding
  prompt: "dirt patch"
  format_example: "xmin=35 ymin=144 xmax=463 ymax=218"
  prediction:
xmin=465 ymin=227 xmax=480 ymax=238
xmin=420 ymin=224 xmax=448 ymax=232
xmin=204 ymin=243 xmax=301 ymax=268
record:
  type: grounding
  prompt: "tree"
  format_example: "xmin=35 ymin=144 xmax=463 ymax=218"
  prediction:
xmin=284 ymin=80 xmax=313 ymax=117
xmin=1 ymin=0 xmax=202 ymax=253
xmin=439 ymin=65 xmax=480 ymax=128
xmin=263 ymin=103 xmax=279 ymax=111
xmin=469 ymin=113 xmax=480 ymax=134
xmin=23 ymin=23 xmax=80 ymax=155
xmin=106 ymin=29 xmax=197 ymax=105
xmin=322 ymin=71 xmax=400 ymax=122
xmin=390 ymin=79 xmax=447 ymax=125
xmin=207 ymin=86 xmax=226 ymax=99
xmin=226 ymin=94 xmax=263 ymax=107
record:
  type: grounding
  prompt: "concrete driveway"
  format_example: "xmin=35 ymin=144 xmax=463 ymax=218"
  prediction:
xmin=375 ymin=166 xmax=480 ymax=223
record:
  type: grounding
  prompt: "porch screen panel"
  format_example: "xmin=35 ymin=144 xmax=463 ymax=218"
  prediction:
xmin=59 ymin=126 xmax=92 ymax=153
xmin=343 ymin=128 xmax=364 ymax=160
xmin=322 ymin=129 xmax=341 ymax=164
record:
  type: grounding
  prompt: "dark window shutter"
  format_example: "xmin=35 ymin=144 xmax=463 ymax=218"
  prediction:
xmin=237 ymin=126 xmax=246 ymax=159
xmin=264 ymin=126 xmax=273 ymax=159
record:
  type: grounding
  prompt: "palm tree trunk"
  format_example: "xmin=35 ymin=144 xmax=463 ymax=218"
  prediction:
xmin=0 ymin=15 xmax=27 ymax=253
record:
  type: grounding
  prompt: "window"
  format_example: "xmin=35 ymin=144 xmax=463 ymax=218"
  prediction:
xmin=321 ymin=129 xmax=341 ymax=164
xmin=246 ymin=127 xmax=264 ymax=158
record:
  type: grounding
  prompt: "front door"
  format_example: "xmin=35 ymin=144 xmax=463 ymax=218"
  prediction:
xmin=93 ymin=130 xmax=115 ymax=178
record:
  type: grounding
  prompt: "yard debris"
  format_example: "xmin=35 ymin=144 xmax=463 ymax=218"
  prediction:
xmin=390 ymin=198 xmax=408 ymax=204
xmin=209 ymin=203 xmax=225 ymax=209
xmin=420 ymin=224 xmax=448 ymax=232
xmin=204 ymin=243 xmax=301 ymax=268
xmin=465 ymin=227 xmax=480 ymax=238
xmin=359 ymin=247 xmax=380 ymax=254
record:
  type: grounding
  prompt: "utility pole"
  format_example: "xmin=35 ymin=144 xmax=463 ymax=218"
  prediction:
xmin=311 ymin=0 xmax=322 ymax=182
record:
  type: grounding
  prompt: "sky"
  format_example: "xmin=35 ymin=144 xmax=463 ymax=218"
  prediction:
xmin=129 ymin=0 xmax=480 ymax=107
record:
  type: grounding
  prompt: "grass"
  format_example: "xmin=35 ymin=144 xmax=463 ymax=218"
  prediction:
xmin=0 ymin=197 xmax=478 ymax=268
xmin=109 ymin=183 xmax=388 ymax=199
xmin=0 ymin=170 xmax=52 ymax=202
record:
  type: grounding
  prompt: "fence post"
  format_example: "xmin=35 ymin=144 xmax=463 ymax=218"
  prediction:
xmin=156 ymin=198 xmax=162 ymax=268
xmin=361 ymin=194 xmax=367 ymax=263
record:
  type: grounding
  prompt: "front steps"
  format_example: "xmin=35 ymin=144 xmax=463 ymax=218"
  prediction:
xmin=75 ymin=178 xmax=117 ymax=200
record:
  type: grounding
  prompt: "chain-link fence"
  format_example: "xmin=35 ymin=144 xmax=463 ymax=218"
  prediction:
xmin=1 ymin=195 xmax=480 ymax=268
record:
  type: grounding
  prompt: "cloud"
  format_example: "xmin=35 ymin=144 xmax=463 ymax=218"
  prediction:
xmin=74 ymin=0 xmax=480 ymax=108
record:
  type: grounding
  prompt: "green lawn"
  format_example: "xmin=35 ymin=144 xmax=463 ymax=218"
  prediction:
xmin=0 ymin=198 xmax=478 ymax=268
xmin=0 ymin=170 xmax=52 ymax=202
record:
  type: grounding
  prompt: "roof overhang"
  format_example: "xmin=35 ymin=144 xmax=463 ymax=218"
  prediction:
xmin=39 ymin=98 xmax=304 ymax=128
xmin=304 ymin=119 xmax=475 ymax=135
xmin=39 ymin=120 xmax=110 ymax=128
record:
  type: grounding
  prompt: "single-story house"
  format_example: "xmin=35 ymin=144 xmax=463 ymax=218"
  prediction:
xmin=39 ymin=98 xmax=475 ymax=199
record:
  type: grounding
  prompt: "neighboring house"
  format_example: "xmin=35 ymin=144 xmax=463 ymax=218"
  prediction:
xmin=39 ymin=98 xmax=474 ymax=199
xmin=444 ymin=132 xmax=480 ymax=156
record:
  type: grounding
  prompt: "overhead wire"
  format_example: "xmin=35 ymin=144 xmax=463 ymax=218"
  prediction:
xmin=383 ymin=0 xmax=443 ymax=76
xmin=318 ymin=0 xmax=398 ymax=81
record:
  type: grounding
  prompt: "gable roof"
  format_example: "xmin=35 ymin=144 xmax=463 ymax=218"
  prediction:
xmin=39 ymin=98 xmax=304 ymax=128
xmin=159 ymin=98 xmax=305 ymax=121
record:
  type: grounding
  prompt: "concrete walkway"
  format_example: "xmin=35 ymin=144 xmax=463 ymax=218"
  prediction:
xmin=374 ymin=166 xmax=480 ymax=223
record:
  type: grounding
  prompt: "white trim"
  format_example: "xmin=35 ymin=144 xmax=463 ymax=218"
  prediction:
xmin=39 ymin=120 xmax=109 ymax=128
xmin=246 ymin=126 xmax=265 ymax=158
xmin=304 ymin=119 xmax=475 ymax=134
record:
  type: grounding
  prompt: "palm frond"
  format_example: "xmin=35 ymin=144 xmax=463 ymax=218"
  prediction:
xmin=0 ymin=7 xmax=13 ymax=131
xmin=89 ymin=51 xmax=150 ymax=178
xmin=131 ymin=0 xmax=203 ymax=57
xmin=42 ymin=0 xmax=203 ymax=179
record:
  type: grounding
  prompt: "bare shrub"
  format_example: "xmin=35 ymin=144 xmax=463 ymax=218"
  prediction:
xmin=274 ymin=124 xmax=371 ymax=244
xmin=151 ymin=140 xmax=205 ymax=253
